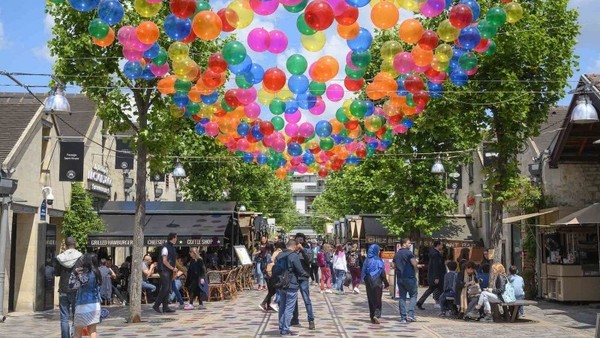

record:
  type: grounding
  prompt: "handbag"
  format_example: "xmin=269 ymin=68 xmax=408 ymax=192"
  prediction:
xmin=467 ymin=283 xmax=481 ymax=297
xmin=502 ymin=275 xmax=517 ymax=303
xmin=343 ymin=272 xmax=351 ymax=287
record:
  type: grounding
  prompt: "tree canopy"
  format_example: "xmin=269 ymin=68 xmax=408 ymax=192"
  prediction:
xmin=62 ymin=182 xmax=105 ymax=251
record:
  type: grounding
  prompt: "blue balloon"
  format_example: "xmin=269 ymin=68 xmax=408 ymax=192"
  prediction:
xmin=245 ymin=63 xmax=264 ymax=84
xmin=450 ymin=69 xmax=468 ymax=86
xmin=285 ymin=99 xmax=299 ymax=114
xmin=201 ymin=92 xmax=219 ymax=105
xmin=427 ymin=81 xmax=444 ymax=99
xmin=315 ymin=120 xmax=332 ymax=137
xmin=242 ymin=152 xmax=254 ymax=163
xmin=401 ymin=118 xmax=414 ymax=128
xmin=367 ymin=140 xmax=378 ymax=149
xmin=346 ymin=155 xmax=360 ymax=165
xmin=68 ymin=0 xmax=100 ymax=12
xmin=287 ymin=142 xmax=303 ymax=157
xmin=200 ymin=118 xmax=210 ymax=125
xmin=194 ymin=122 xmax=206 ymax=135
xmin=364 ymin=100 xmax=375 ymax=117
xmin=297 ymin=92 xmax=317 ymax=109
xmin=302 ymin=151 xmax=315 ymax=165
xmin=277 ymin=158 xmax=287 ymax=167
xmin=229 ymin=55 xmax=252 ymax=75
xmin=237 ymin=122 xmax=250 ymax=137
xmin=173 ymin=92 xmax=189 ymax=107
xmin=288 ymin=75 xmax=309 ymax=94
xmin=381 ymin=140 xmax=392 ymax=148
xmin=257 ymin=153 xmax=268 ymax=165
xmin=123 ymin=61 xmax=143 ymax=79
xmin=458 ymin=26 xmax=481 ymax=50
xmin=144 ymin=42 xmax=161 ymax=59
xmin=140 ymin=67 xmax=155 ymax=81
xmin=396 ymin=75 xmax=408 ymax=96
xmin=251 ymin=124 xmax=264 ymax=141
xmin=445 ymin=0 xmax=453 ymax=8
xmin=459 ymin=0 xmax=481 ymax=22
xmin=97 ymin=0 xmax=124 ymax=25
xmin=346 ymin=0 xmax=369 ymax=8
xmin=331 ymin=134 xmax=342 ymax=144
xmin=347 ymin=28 xmax=372 ymax=53
xmin=164 ymin=14 xmax=192 ymax=41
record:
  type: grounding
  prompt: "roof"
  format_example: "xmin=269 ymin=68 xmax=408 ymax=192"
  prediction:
xmin=530 ymin=106 xmax=569 ymax=154
xmin=586 ymin=74 xmax=600 ymax=91
xmin=552 ymin=203 xmax=600 ymax=226
xmin=99 ymin=201 xmax=237 ymax=215
xmin=55 ymin=94 xmax=96 ymax=137
xmin=0 ymin=93 xmax=42 ymax=164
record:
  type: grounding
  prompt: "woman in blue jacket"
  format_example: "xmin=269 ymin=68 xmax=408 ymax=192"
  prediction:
xmin=69 ymin=253 xmax=102 ymax=338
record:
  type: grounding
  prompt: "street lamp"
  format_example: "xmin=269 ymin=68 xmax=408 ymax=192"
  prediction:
xmin=172 ymin=160 xmax=186 ymax=201
xmin=431 ymin=156 xmax=445 ymax=174
xmin=44 ymin=85 xmax=71 ymax=114
xmin=571 ymin=95 xmax=598 ymax=124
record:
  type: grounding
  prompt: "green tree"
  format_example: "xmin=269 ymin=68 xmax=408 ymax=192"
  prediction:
xmin=47 ymin=3 xmax=223 ymax=322
xmin=62 ymin=182 xmax=105 ymax=251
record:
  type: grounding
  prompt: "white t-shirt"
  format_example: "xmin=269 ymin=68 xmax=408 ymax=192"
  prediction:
xmin=161 ymin=247 xmax=168 ymax=256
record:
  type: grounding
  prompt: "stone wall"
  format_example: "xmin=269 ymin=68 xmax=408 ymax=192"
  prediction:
xmin=543 ymin=162 xmax=600 ymax=209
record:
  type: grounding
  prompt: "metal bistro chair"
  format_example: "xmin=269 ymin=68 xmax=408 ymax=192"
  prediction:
xmin=207 ymin=270 xmax=225 ymax=302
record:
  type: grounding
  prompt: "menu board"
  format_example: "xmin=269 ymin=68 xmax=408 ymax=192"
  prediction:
xmin=234 ymin=245 xmax=252 ymax=266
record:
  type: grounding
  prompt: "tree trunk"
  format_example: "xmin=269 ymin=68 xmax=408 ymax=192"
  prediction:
xmin=490 ymin=197 xmax=504 ymax=263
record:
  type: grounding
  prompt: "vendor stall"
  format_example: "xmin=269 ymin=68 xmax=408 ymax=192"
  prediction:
xmin=540 ymin=203 xmax=600 ymax=302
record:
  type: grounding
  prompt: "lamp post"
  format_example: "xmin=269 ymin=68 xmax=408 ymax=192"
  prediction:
xmin=172 ymin=159 xmax=186 ymax=201
xmin=431 ymin=156 xmax=445 ymax=174
xmin=0 ymin=177 xmax=18 ymax=322
xmin=570 ymin=95 xmax=599 ymax=124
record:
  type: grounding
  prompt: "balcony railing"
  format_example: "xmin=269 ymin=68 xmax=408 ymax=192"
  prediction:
xmin=292 ymin=185 xmax=325 ymax=193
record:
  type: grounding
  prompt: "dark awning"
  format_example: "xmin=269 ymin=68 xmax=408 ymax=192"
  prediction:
xmin=363 ymin=216 xmax=390 ymax=236
xmin=431 ymin=216 xmax=477 ymax=243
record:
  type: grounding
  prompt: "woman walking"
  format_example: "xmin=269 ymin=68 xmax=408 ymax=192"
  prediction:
xmin=186 ymin=247 xmax=208 ymax=310
xmin=69 ymin=253 xmax=102 ymax=338
xmin=319 ymin=243 xmax=332 ymax=293
xmin=362 ymin=244 xmax=389 ymax=324
xmin=255 ymin=247 xmax=268 ymax=290
xmin=347 ymin=244 xmax=362 ymax=294
xmin=333 ymin=244 xmax=348 ymax=294
xmin=260 ymin=242 xmax=284 ymax=312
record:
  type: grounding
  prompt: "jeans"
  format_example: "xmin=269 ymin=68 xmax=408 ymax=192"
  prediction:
xmin=417 ymin=282 xmax=443 ymax=305
xmin=329 ymin=263 xmax=336 ymax=285
xmin=142 ymin=281 xmax=157 ymax=293
xmin=154 ymin=270 xmax=173 ymax=310
xmin=170 ymin=279 xmax=184 ymax=305
xmin=516 ymin=294 xmax=525 ymax=315
xmin=59 ymin=292 xmax=76 ymax=338
xmin=320 ymin=267 xmax=331 ymax=290
xmin=256 ymin=263 xmax=265 ymax=287
xmin=278 ymin=288 xmax=298 ymax=334
xmin=292 ymin=279 xmax=314 ymax=324
xmin=334 ymin=269 xmax=345 ymax=291
xmin=438 ymin=290 xmax=455 ymax=313
xmin=309 ymin=263 xmax=319 ymax=283
xmin=397 ymin=278 xmax=418 ymax=320
xmin=477 ymin=291 xmax=499 ymax=313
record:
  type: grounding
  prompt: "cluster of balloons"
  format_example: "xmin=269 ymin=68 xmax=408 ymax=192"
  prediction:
xmin=57 ymin=0 xmax=524 ymax=178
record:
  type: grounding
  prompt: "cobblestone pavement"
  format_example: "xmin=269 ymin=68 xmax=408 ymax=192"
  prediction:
xmin=0 ymin=285 xmax=597 ymax=337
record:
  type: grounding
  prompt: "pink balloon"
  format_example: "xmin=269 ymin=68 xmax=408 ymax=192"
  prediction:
xmin=466 ymin=66 xmax=478 ymax=76
xmin=272 ymin=137 xmax=286 ymax=152
xmin=244 ymin=102 xmax=261 ymax=119
xmin=149 ymin=63 xmax=169 ymax=76
xmin=345 ymin=142 xmax=358 ymax=152
xmin=279 ymin=0 xmax=304 ymax=6
xmin=319 ymin=151 xmax=330 ymax=162
xmin=268 ymin=30 xmax=288 ymax=54
xmin=237 ymin=87 xmax=257 ymax=105
xmin=393 ymin=52 xmax=415 ymax=74
xmin=296 ymin=163 xmax=308 ymax=174
xmin=309 ymin=97 xmax=325 ymax=115
xmin=414 ymin=64 xmax=430 ymax=73
xmin=326 ymin=84 xmax=344 ymax=102
xmin=298 ymin=122 xmax=314 ymax=138
xmin=420 ymin=0 xmax=445 ymax=18
xmin=146 ymin=0 xmax=162 ymax=3
xmin=374 ymin=107 xmax=385 ymax=116
xmin=284 ymin=110 xmax=301 ymax=123
xmin=205 ymin=122 xmax=219 ymax=137
xmin=247 ymin=28 xmax=271 ymax=52
xmin=430 ymin=71 xmax=447 ymax=85
xmin=117 ymin=26 xmax=136 ymax=45
xmin=327 ymin=0 xmax=348 ymax=16
xmin=250 ymin=0 xmax=279 ymax=15
xmin=346 ymin=52 xmax=360 ymax=71
xmin=285 ymin=123 xmax=299 ymax=137
xmin=236 ymin=138 xmax=250 ymax=151
xmin=122 ymin=48 xmax=144 ymax=61
xmin=291 ymin=156 xmax=302 ymax=166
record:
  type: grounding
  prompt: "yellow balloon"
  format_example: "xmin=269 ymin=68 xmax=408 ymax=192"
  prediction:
xmin=168 ymin=42 xmax=190 ymax=62
xmin=505 ymin=2 xmax=524 ymax=24
xmin=170 ymin=104 xmax=185 ymax=118
xmin=370 ymin=0 xmax=382 ymax=6
xmin=431 ymin=59 xmax=449 ymax=72
xmin=228 ymin=0 xmax=254 ymax=29
xmin=434 ymin=43 xmax=453 ymax=62
xmin=301 ymin=31 xmax=326 ymax=52
xmin=380 ymin=59 xmax=399 ymax=78
xmin=277 ymin=85 xmax=294 ymax=101
xmin=399 ymin=0 xmax=423 ymax=11
xmin=133 ymin=0 xmax=162 ymax=18
xmin=257 ymin=88 xmax=275 ymax=105
xmin=172 ymin=58 xmax=196 ymax=78
xmin=380 ymin=40 xmax=403 ymax=61
xmin=437 ymin=19 xmax=459 ymax=42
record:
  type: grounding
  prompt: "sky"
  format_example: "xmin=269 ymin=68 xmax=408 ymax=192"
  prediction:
xmin=0 ymin=0 xmax=598 ymax=108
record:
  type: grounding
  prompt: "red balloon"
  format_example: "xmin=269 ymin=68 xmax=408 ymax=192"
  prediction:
xmin=309 ymin=146 xmax=321 ymax=154
xmin=224 ymin=89 xmax=241 ymax=108
xmin=208 ymin=53 xmax=228 ymax=73
xmin=259 ymin=121 xmax=275 ymax=135
xmin=217 ymin=8 xmax=238 ymax=32
xmin=170 ymin=0 xmax=197 ymax=19
xmin=418 ymin=30 xmax=439 ymax=51
xmin=404 ymin=74 xmax=424 ymax=93
xmin=412 ymin=90 xmax=430 ymax=107
xmin=334 ymin=4 xmax=358 ymax=26
xmin=180 ymin=30 xmax=196 ymax=44
xmin=263 ymin=67 xmax=286 ymax=92
xmin=304 ymin=0 xmax=335 ymax=31
xmin=425 ymin=67 xmax=441 ymax=80
xmin=318 ymin=167 xmax=328 ymax=177
xmin=449 ymin=4 xmax=473 ymax=29
xmin=345 ymin=120 xmax=359 ymax=130
xmin=387 ymin=113 xmax=403 ymax=124
xmin=344 ymin=76 xmax=364 ymax=92
xmin=202 ymin=69 xmax=224 ymax=89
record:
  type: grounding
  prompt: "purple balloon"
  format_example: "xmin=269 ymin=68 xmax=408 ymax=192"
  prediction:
xmin=149 ymin=63 xmax=170 ymax=77
xmin=268 ymin=30 xmax=288 ymax=54
xmin=285 ymin=110 xmax=302 ymax=123
xmin=326 ymin=84 xmax=344 ymax=102
xmin=420 ymin=0 xmax=445 ymax=18
xmin=309 ymin=97 xmax=326 ymax=115
xmin=285 ymin=122 xmax=300 ymax=137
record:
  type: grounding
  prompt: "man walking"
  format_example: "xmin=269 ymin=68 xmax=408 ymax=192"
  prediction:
xmin=290 ymin=233 xmax=315 ymax=330
xmin=393 ymin=238 xmax=418 ymax=323
xmin=417 ymin=240 xmax=445 ymax=310
xmin=55 ymin=237 xmax=82 ymax=338
xmin=277 ymin=240 xmax=308 ymax=336
xmin=153 ymin=232 xmax=178 ymax=313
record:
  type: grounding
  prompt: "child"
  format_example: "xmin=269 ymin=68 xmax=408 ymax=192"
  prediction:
xmin=438 ymin=261 xmax=458 ymax=317
xmin=478 ymin=263 xmax=490 ymax=289
xmin=509 ymin=265 xmax=525 ymax=317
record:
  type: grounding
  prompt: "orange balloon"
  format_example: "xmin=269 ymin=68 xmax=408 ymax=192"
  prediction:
xmin=311 ymin=56 xmax=339 ymax=83
xmin=92 ymin=27 xmax=114 ymax=47
xmin=371 ymin=1 xmax=399 ymax=30
xmin=275 ymin=167 xmax=288 ymax=179
xmin=399 ymin=18 xmax=424 ymax=44
xmin=411 ymin=45 xmax=434 ymax=67
xmin=157 ymin=75 xmax=176 ymax=95
xmin=337 ymin=22 xmax=360 ymax=40
xmin=366 ymin=82 xmax=385 ymax=100
xmin=136 ymin=21 xmax=160 ymax=44
xmin=188 ymin=87 xmax=202 ymax=102
xmin=330 ymin=119 xmax=343 ymax=134
xmin=193 ymin=11 xmax=223 ymax=41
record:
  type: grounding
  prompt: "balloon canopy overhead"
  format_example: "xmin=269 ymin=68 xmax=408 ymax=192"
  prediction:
xmin=55 ymin=0 xmax=524 ymax=178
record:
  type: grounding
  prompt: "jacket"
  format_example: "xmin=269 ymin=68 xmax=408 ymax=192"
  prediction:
xmin=276 ymin=249 xmax=307 ymax=289
xmin=333 ymin=252 xmax=348 ymax=272
xmin=427 ymin=248 xmax=445 ymax=285
xmin=70 ymin=270 xmax=101 ymax=306
xmin=455 ymin=270 xmax=478 ymax=298
xmin=159 ymin=241 xmax=176 ymax=273
xmin=297 ymin=245 xmax=311 ymax=280
xmin=54 ymin=248 xmax=82 ymax=294
xmin=490 ymin=274 xmax=507 ymax=301
xmin=443 ymin=271 xmax=458 ymax=293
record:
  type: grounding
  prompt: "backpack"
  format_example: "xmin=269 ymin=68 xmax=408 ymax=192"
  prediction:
xmin=271 ymin=254 xmax=291 ymax=289
xmin=316 ymin=252 xmax=326 ymax=267
xmin=502 ymin=275 xmax=517 ymax=303
xmin=348 ymin=252 xmax=358 ymax=268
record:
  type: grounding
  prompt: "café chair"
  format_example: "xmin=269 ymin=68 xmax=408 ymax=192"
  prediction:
xmin=224 ymin=269 xmax=237 ymax=299
xmin=207 ymin=271 xmax=225 ymax=302
xmin=234 ymin=267 xmax=244 ymax=292
xmin=141 ymin=289 xmax=148 ymax=304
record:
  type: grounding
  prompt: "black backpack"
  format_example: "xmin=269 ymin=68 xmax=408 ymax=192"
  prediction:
xmin=272 ymin=254 xmax=291 ymax=289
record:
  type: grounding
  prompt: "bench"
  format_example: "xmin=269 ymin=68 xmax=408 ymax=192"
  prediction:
xmin=489 ymin=299 xmax=537 ymax=322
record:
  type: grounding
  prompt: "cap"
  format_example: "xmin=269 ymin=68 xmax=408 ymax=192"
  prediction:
xmin=311 ymin=239 xmax=317 ymax=244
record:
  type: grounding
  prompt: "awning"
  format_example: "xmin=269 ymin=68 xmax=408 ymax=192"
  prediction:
xmin=431 ymin=216 xmax=477 ymax=243
xmin=363 ymin=216 xmax=389 ymax=236
xmin=552 ymin=203 xmax=600 ymax=226
xmin=502 ymin=208 xmax=559 ymax=224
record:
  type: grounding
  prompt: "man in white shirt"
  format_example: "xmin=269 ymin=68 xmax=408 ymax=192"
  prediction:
xmin=142 ymin=254 xmax=157 ymax=293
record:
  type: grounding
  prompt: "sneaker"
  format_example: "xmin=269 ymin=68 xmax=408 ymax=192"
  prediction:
xmin=308 ymin=321 xmax=315 ymax=330
xmin=270 ymin=303 xmax=279 ymax=312
xmin=407 ymin=316 xmax=417 ymax=322
xmin=400 ymin=319 xmax=408 ymax=324
xmin=196 ymin=304 xmax=206 ymax=310
xmin=325 ymin=289 xmax=332 ymax=293
xmin=163 ymin=307 xmax=176 ymax=313
xmin=371 ymin=317 xmax=380 ymax=324
xmin=319 ymin=290 xmax=324 ymax=294
xmin=483 ymin=314 xmax=494 ymax=322
xmin=353 ymin=287 xmax=360 ymax=294
xmin=258 ymin=303 xmax=268 ymax=312
xmin=184 ymin=304 xmax=194 ymax=310
xmin=152 ymin=305 xmax=162 ymax=314
xmin=290 ymin=322 xmax=300 ymax=327
xmin=434 ymin=304 xmax=441 ymax=309
xmin=416 ymin=304 xmax=425 ymax=310
xmin=280 ymin=331 xmax=298 ymax=336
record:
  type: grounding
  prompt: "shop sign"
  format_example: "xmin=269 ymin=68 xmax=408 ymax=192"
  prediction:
xmin=89 ymin=238 xmax=134 ymax=247
xmin=87 ymin=164 xmax=112 ymax=196
xmin=40 ymin=199 xmax=47 ymax=221
xmin=59 ymin=141 xmax=84 ymax=181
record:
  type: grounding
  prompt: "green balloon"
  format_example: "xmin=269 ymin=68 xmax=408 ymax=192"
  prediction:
xmin=269 ymin=98 xmax=286 ymax=115
xmin=195 ymin=0 xmax=211 ymax=14
xmin=364 ymin=131 xmax=375 ymax=137
xmin=221 ymin=100 xmax=235 ymax=112
xmin=283 ymin=0 xmax=307 ymax=13
xmin=88 ymin=18 xmax=109 ymax=39
xmin=350 ymin=100 xmax=367 ymax=118
xmin=345 ymin=66 xmax=365 ymax=80
xmin=309 ymin=81 xmax=326 ymax=96
xmin=49 ymin=0 xmax=65 ymax=4
xmin=236 ymin=75 xmax=252 ymax=89
xmin=335 ymin=107 xmax=349 ymax=123
xmin=351 ymin=51 xmax=371 ymax=69
xmin=297 ymin=14 xmax=316 ymax=36
xmin=484 ymin=40 xmax=497 ymax=56
xmin=222 ymin=41 xmax=247 ymax=65
xmin=319 ymin=137 xmax=334 ymax=151
xmin=271 ymin=116 xmax=285 ymax=131
xmin=383 ymin=129 xmax=393 ymax=141
xmin=459 ymin=52 xmax=478 ymax=71
xmin=153 ymin=48 xmax=168 ymax=66
xmin=286 ymin=54 xmax=308 ymax=75
xmin=174 ymin=79 xmax=192 ymax=93
xmin=338 ymin=129 xmax=348 ymax=138
xmin=406 ymin=94 xmax=415 ymax=107
xmin=486 ymin=7 xmax=507 ymax=27
xmin=186 ymin=102 xmax=200 ymax=114
xmin=477 ymin=19 xmax=497 ymax=39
